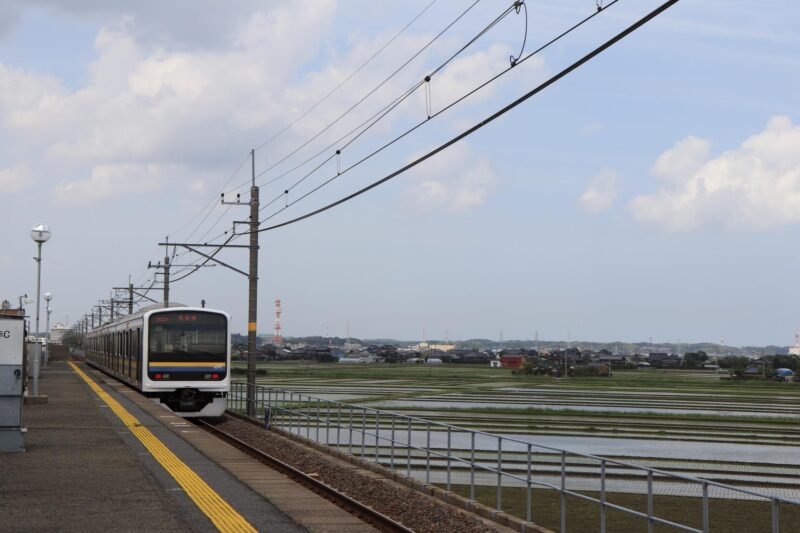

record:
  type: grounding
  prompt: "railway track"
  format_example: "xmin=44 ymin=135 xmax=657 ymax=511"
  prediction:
xmin=193 ymin=418 xmax=415 ymax=533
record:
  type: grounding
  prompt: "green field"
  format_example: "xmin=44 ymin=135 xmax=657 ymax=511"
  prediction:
xmin=231 ymin=361 xmax=800 ymax=530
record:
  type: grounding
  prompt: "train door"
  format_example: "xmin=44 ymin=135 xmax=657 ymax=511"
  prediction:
xmin=126 ymin=330 xmax=132 ymax=379
xmin=134 ymin=328 xmax=140 ymax=385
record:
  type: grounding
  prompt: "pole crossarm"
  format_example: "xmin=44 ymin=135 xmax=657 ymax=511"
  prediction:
xmin=158 ymin=242 xmax=251 ymax=249
xmin=170 ymin=244 xmax=249 ymax=277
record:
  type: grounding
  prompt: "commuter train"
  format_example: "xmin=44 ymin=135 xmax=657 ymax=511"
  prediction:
xmin=85 ymin=304 xmax=230 ymax=417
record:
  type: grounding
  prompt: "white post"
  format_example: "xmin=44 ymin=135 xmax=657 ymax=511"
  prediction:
xmin=32 ymin=242 xmax=42 ymax=396
xmin=44 ymin=294 xmax=52 ymax=367
xmin=30 ymin=223 xmax=51 ymax=397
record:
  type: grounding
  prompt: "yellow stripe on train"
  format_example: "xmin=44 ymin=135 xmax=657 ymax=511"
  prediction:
xmin=148 ymin=362 xmax=227 ymax=368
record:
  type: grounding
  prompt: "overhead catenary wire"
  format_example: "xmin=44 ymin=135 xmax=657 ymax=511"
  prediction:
xmin=251 ymin=0 xmax=679 ymax=234
xmin=157 ymin=1 xmax=481 ymax=289
xmin=158 ymin=0 xmax=633 ymax=290
xmin=253 ymin=1 xmax=520 ymax=192
xmin=152 ymin=0 xmax=523 ymax=289
xmin=252 ymin=0 xmax=440 ymax=155
xmin=168 ymin=151 xmax=251 ymax=242
xmin=238 ymin=0 xmax=483 ymax=190
xmin=253 ymin=0 xmax=529 ymax=214
xmin=253 ymin=0 xmax=620 ymax=226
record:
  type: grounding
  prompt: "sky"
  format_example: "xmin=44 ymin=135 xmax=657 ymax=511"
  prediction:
xmin=1 ymin=0 xmax=799 ymax=347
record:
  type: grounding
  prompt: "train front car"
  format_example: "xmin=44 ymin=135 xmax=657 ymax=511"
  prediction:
xmin=143 ymin=308 xmax=230 ymax=417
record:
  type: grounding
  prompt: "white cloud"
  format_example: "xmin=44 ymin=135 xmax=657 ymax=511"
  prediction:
xmin=630 ymin=116 xmax=800 ymax=231
xmin=0 ymin=0 xmax=540 ymax=224
xmin=0 ymin=165 xmax=33 ymax=192
xmin=579 ymin=168 xmax=618 ymax=214
xmin=405 ymin=142 xmax=497 ymax=213
xmin=54 ymin=163 xmax=171 ymax=202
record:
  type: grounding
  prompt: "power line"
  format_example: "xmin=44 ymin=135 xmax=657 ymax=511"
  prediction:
xmin=237 ymin=0 xmax=483 ymax=191
xmin=252 ymin=0 xmax=680 ymax=234
xmin=169 ymin=151 xmax=251 ymax=243
xmin=255 ymin=0 xmax=619 ymax=225
xmin=162 ymin=1 xmax=510 ymax=287
xmin=256 ymin=0 xmax=524 ymax=194
xmin=160 ymin=1 xmax=458 ymax=284
xmin=252 ymin=0 xmax=440 ymax=154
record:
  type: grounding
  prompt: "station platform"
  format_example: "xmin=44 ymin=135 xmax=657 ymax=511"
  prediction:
xmin=0 ymin=361 xmax=374 ymax=533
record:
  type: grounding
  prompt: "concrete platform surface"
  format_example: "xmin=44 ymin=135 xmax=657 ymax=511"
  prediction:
xmin=0 ymin=361 xmax=305 ymax=533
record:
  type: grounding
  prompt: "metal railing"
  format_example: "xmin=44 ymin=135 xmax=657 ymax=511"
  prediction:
xmin=229 ymin=382 xmax=799 ymax=532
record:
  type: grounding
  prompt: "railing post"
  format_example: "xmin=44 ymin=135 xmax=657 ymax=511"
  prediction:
xmin=702 ymin=482 xmax=709 ymax=533
xmin=527 ymin=443 xmax=533 ymax=524
xmin=289 ymin=392 xmax=294 ymax=434
xmin=325 ymin=402 xmax=330 ymax=445
xmin=470 ymin=431 xmax=476 ymax=502
xmin=390 ymin=416 xmax=396 ymax=470
xmin=446 ymin=426 xmax=452 ymax=491
xmin=306 ymin=397 xmax=311 ymax=439
xmin=497 ymin=436 xmax=502 ymax=512
xmin=600 ymin=458 xmax=606 ymax=533
xmin=375 ymin=412 xmax=380 ymax=463
xmin=560 ymin=451 xmax=566 ymax=533
xmin=337 ymin=403 xmax=341 ymax=449
xmin=647 ymin=469 xmax=654 ymax=533
xmin=772 ymin=498 xmax=779 ymax=533
xmin=407 ymin=417 xmax=412 ymax=478
xmin=316 ymin=397 xmax=320 ymax=442
xmin=348 ymin=407 xmax=353 ymax=455
xmin=426 ymin=421 xmax=431 ymax=484
xmin=361 ymin=408 xmax=366 ymax=459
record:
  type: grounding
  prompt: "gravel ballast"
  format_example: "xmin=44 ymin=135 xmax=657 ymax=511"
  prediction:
xmin=210 ymin=416 xmax=504 ymax=533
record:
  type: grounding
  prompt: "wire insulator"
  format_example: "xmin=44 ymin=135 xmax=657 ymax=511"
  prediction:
xmin=336 ymin=149 xmax=341 ymax=174
xmin=424 ymin=77 xmax=432 ymax=119
xmin=510 ymin=1 xmax=528 ymax=67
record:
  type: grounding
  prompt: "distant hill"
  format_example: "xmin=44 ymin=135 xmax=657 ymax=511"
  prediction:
xmin=230 ymin=333 xmax=790 ymax=355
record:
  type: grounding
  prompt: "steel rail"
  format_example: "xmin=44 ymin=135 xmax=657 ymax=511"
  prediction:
xmin=193 ymin=418 xmax=415 ymax=533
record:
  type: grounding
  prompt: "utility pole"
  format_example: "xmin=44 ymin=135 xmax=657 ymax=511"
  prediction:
xmin=167 ymin=148 xmax=260 ymax=416
xmin=164 ymin=255 xmax=170 ymax=306
xmin=147 ymin=239 xmax=172 ymax=306
xmin=246 ymin=149 xmax=260 ymax=416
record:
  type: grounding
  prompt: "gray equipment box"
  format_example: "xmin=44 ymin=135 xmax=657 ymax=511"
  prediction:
xmin=0 ymin=315 xmax=25 ymax=452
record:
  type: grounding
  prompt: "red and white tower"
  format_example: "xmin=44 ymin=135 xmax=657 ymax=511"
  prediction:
xmin=273 ymin=299 xmax=283 ymax=346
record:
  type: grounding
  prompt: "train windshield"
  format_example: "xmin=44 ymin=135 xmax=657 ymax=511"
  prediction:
xmin=148 ymin=311 xmax=227 ymax=360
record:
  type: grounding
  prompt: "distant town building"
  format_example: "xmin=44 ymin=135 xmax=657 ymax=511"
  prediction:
xmin=414 ymin=342 xmax=455 ymax=352
xmin=49 ymin=322 xmax=69 ymax=344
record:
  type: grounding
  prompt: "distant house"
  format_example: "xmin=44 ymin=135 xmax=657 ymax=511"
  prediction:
xmin=339 ymin=353 xmax=378 ymax=364
xmin=597 ymin=354 xmax=627 ymax=368
xmin=648 ymin=352 xmax=680 ymax=368
xmin=743 ymin=359 xmax=766 ymax=377
xmin=500 ymin=355 xmax=526 ymax=369
xmin=339 ymin=356 xmax=366 ymax=364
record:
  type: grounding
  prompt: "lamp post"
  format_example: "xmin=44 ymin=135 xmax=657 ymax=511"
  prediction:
xmin=31 ymin=223 xmax=51 ymax=396
xmin=44 ymin=293 xmax=52 ymax=368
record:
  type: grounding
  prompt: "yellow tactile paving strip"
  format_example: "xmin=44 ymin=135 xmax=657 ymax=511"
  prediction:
xmin=69 ymin=362 xmax=257 ymax=533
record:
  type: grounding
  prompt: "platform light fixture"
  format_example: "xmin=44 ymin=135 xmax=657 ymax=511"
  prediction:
xmin=30 ymin=223 xmax=52 ymax=396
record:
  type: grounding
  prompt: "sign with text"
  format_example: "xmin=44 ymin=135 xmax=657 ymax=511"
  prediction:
xmin=0 ymin=317 xmax=24 ymax=365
